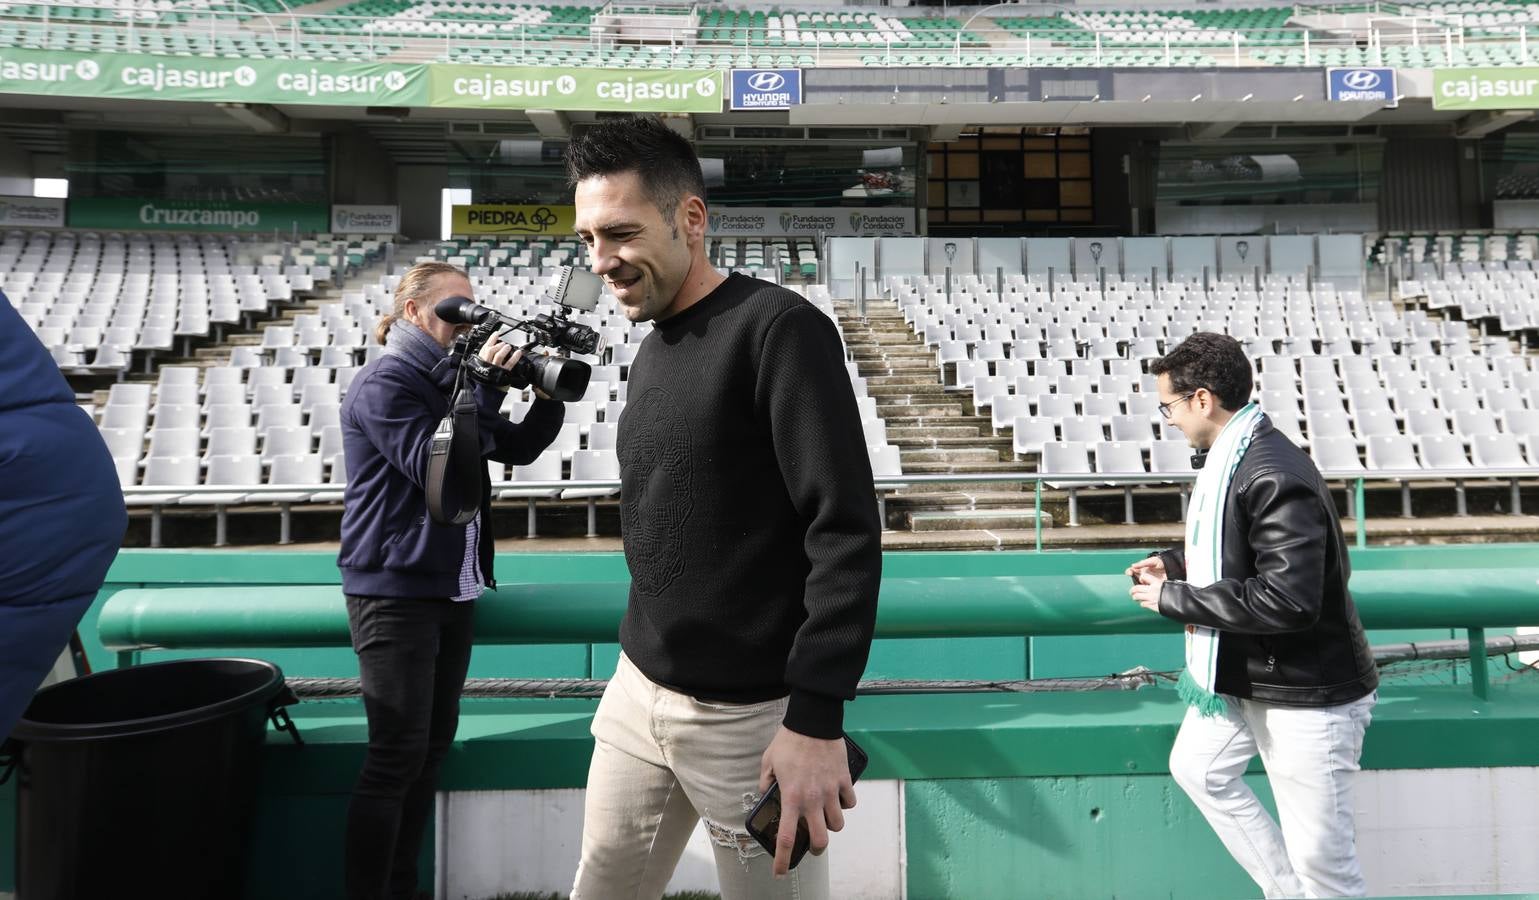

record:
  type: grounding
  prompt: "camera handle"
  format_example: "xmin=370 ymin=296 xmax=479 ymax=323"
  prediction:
xmin=425 ymin=360 xmax=483 ymax=527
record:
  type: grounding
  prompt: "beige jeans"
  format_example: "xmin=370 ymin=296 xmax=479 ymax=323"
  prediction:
xmin=571 ymin=653 xmax=829 ymax=900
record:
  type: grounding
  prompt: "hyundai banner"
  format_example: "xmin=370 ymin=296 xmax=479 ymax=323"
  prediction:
xmin=1327 ymin=67 xmax=1397 ymax=107
xmin=729 ymin=69 xmax=801 ymax=111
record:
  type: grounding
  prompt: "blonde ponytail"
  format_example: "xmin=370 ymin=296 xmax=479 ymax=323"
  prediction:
xmin=376 ymin=261 xmax=468 ymax=345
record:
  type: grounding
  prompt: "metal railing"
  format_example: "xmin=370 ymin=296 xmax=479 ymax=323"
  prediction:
xmin=96 ymin=547 xmax=1539 ymax=699
xmin=120 ymin=465 xmax=1539 ymax=549
xmin=2 ymin=3 xmax=1529 ymax=68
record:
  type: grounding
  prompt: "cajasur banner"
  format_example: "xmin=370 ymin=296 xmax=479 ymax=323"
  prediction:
xmin=0 ymin=48 xmax=720 ymax=114
xmin=1433 ymin=68 xmax=1539 ymax=110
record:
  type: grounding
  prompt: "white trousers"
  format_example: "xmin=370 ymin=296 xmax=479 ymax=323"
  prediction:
xmin=572 ymin=652 xmax=829 ymax=900
xmin=1169 ymin=691 xmax=1376 ymax=899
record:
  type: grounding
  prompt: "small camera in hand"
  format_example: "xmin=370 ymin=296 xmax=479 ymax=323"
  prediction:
xmin=435 ymin=266 xmax=606 ymax=402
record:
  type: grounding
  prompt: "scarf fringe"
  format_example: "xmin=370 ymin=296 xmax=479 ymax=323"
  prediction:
xmin=1176 ymin=668 xmax=1228 ymax=718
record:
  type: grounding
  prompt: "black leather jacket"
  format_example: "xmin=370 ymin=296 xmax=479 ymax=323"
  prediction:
xmin=1157 ymin=416 xmax=1378 ymax=708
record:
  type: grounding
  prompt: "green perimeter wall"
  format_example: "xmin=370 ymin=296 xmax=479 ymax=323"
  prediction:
xmin=2 ymin=545 xmax=1532 ymax=897
xmin=80 ymin=544 xmax=1518 ymax=681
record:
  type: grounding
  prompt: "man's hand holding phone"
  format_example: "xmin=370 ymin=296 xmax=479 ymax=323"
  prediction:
xmin=1127 ymin=556 xmax=1167 ymax=612
xmin=752 ymin=728 xmax=864 ymax=876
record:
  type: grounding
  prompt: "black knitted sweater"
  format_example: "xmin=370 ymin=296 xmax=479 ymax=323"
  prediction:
xmin=615 ymin=273 xmax=882 ymax=739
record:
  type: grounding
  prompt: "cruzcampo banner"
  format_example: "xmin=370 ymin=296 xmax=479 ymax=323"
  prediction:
xmin=1433 ymin=68 xmax=1539 ymax=110
xmin=429 ymin=66 xmax=721 ymax=113
xmin=0 ymin=48 xmax=429 ymax=107
xmin=451 ymin=204 xmax=576 ymax=236
xmin=69 ymin=198 xmax=329 ymax=233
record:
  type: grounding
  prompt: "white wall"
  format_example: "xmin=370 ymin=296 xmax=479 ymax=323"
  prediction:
xmin=1157 ymin=204 xmax=1378 ymax=236
xmin=440 ymin=769 xmax=1539 ymax=899
xmin=440 ymin=780 xmax=904 ymax=899
xmin=1357 ymin=768 xmax=1539 ymax=896
xmin=1494 ymin=200 xmax=1539 ymax=229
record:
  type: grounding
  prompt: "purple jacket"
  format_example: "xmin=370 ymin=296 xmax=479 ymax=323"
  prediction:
xmin=337 ymin=352 xmax=563 ymax=598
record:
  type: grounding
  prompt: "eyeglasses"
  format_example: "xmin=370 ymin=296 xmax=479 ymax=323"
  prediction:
xmin=1157 ymin=392 xmax=1197 ymax=420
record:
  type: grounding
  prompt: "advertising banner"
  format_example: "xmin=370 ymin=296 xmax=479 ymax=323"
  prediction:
xmin=451 ymin=204 xmax=576 ymax=236
xmin=331 ymin=204 xmax=399 ymax=234
xmin=429 ymin=66 xmax=721 ymax=113
xmin=68 ymin=198 xmax=329 ymax=233
xmin=0 ymin=195 xmax=65 ymax=228
xmin=707 ymin=207 xmax=915 ymax=237
xmin=1326 ymin=67 xmax=1397 ymax=107
xmin=1433 ymin=68 xmax=1539 ymax=110
xmin=0 ymin=49 xmax=720 ymax=113
xmin=0 ymin=49 xmax=428 ymax=107
xmin=729 ymin=69 xmax=801 ymax=111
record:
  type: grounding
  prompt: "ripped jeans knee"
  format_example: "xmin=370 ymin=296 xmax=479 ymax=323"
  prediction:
xmin=706 ymin=814 xmax=768 ymax=867
xmin=704 ymin=790 xmax=772 ymax=868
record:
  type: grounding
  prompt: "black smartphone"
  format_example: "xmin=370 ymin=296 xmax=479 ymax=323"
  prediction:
xmin=744 ymin=734 xmax=869 ymax=870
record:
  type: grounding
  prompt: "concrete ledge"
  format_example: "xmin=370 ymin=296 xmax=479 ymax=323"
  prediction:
xmin=267 ymin=684 xmax=1539 ymax=793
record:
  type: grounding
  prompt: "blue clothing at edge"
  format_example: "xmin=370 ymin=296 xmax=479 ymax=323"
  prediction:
xmin=336 ymin=345 xmax=564 ymax=598
xmin=0 ymin=291 xmax=127 ymax=737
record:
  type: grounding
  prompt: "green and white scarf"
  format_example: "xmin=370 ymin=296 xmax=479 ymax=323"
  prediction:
xmin=1176 ymin=401 xmax=1264 ymax=717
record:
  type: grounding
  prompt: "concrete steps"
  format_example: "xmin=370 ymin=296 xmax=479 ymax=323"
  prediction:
xmin=892 ymin=435 xmax=1014 ymax=453
xmin=907 ymin=508 xmax=1053 ymax=532
xmin=837 ymin=298 xmax=1047 ymax=532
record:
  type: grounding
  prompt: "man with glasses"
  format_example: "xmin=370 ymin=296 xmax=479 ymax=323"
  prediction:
xmin=1127 ymin=333 xmax=1378 ymax=898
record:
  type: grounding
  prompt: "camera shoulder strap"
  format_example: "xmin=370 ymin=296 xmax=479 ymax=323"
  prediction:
xmin=425 ymin=374 xmax=482 ymax=526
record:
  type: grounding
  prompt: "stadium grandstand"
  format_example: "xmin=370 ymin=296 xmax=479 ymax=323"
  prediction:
xmin=4 ymin=0 xmax=1539 ymax=897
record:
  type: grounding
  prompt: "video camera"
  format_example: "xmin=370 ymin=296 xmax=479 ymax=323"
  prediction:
xmin=434 ymin=266 xmax=606 ymax=403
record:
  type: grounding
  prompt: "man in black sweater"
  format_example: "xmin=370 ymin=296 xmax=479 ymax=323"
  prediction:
xmin=566 ymin=117 xmax=882 ymax=899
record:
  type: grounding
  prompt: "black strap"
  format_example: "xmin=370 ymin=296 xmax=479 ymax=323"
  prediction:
xmin=426 ymin=367 xmax=482 ymax=526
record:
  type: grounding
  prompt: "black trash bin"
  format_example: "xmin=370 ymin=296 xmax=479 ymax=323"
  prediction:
xmin=2 ymin=657 xmax=301 ymax=900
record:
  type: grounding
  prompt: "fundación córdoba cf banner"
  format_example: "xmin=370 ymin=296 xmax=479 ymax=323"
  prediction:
xmin=0 ymin=196 xmax=65 ymax=228
xmin=0 ymin=48 xmax=722 ymax=114
xmin=707 ymin=208 xmax=917 ymax=237
xmin=331 ymin=205 xmax=399 ymax=235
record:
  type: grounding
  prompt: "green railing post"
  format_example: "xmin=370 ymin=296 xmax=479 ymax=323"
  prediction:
xmin=1355 ymin=478 xmax=1367 ymax=549
xmin=1467 ymin=627 xmax=1490 ymax=700
xmin=1034 ymin=479 xmax=1043 ymax=552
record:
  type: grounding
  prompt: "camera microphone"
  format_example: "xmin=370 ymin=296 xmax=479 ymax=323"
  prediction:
xmin=435 ymin=295 xmax=496 ymax=326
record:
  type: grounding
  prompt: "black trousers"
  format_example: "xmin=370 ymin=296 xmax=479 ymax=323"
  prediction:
xmin=344 ymin=594 xmax=476 ymax=900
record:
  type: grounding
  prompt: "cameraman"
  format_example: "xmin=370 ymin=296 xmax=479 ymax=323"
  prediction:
xmin=337 ymin=261 xmax=564 ymax=900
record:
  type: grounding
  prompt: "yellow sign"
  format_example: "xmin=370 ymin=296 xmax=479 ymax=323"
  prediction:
xmin=451 ymin=204 xmax=575 ymax=236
